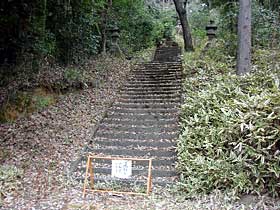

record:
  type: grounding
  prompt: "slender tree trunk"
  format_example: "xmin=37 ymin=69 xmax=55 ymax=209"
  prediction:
xmin=100 ymin=0 xmax=112 ymax=54
xmin=41 ymin=0 xmax=47 ymax=41
xmin=34 ymin=0 xmax=47 ymax=42
xmin=228 ymin=0 xmax=237 ymax=34
xmin=207 ymin=0 xmax=212 ymax=9
xmin=173 ymin=0 xmax=194 ymax=51
xmin=100 ymin=10 xmax=107 ymax=54
xmin=237 ymin=0 xmax=252 ymax=75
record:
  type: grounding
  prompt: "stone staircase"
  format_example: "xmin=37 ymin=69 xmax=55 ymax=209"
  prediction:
xmin=75 ymin=42 xmax=183 ymax=187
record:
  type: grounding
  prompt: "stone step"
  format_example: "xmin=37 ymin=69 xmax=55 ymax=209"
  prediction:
xmin=122 ymin=89 xmax=182 ymax=94
xmin=121 ymin=90 xmax=181 ymax=96
xmin=128 ymin=74 xmax=182 ymax=81
xmin=122 ymin=87 xmax=181 ymax=92
xmin=93 ymin=138 xmax=176 ymax=148
xmin=130 ymin=71 xmax=182 ymax=75
xmin=83 ymin=164 xmax=176 ymax=174
xmin=123 ymin=87 xmax=181 ymax=93
xmin=108 ymin=109 xmax=179 ymax=115
xmin=81 ymin=160 xmax=175 ymax=169
xmin=135 ymin=64 xmax=182 ymax=67
xmin=126 ymin=79 xmax=182 ymax=85
xmin=132 ymin=68 xmax=182 ymax=73
xmin=115 ymin=99 xmax=180 ymax=104
xmin=154 ymin=60 xmax=180 ymax=63
xmin=154 ymin=54 xmax=180 ymax=57
xmin=154 ymin=53 xmax=180 ymax=57
xmin=135 ymin=65 xmax=175 ymax=67
xmin=80 ymin=156 xmax=176 ymax=167
xmin=124 ymin=83 xmax=181 ymax=88
xmin=134 ymin=68 xmax=181 ymax=72
xmin=134 ymin=67 xmax=182 ymax=71
xmin=107 ymin=109 xmax=179 ymax=115
xmin=140 ymin=66 xmax=182 ymax=70
xmin=127 ymin=78 xmax=182 ymax=83
xmin=136 ymin=69 xmax=181 ymax=73
xmin=137 ymin=62 xmax=181 ymax=65
xmin=119 ymin=94 xmax=181 ymax=100
xmin=94 ymin=131 xmax=179 ymax=141
xmin=143 ymin=61 xmax=181 ymax=64
xmin=136 ymin=62 xmax=181 ymax=65
xmin=118 ymin=98 xmax=181 ymax=103
xmin=120 ymin=90 xmax=181 ymax=95
xmin=132 ymin=68 xmax=182 ymax=71
xmin=129 ymin=72 xmax=182 ymax=76
xmin=126 ymin=79 xmax=182 ymax=84
xmin=78 ymin=175 xmax=177 ymax=187
xmin=155 ymin=48 xmax=180 ymax=51
xmin=101 ymin=118 xmax=178 ymax=126
xmin=98 ymin=122 xmax=178 ymax=129
xmin=130 ymin=72 xmax=182 ymax=77
xmin=90 ymin=148 xmax=177 ymax=159
xmin=106 ymin=112 xmax=178 ymax=121
xmin=79 ymin=153 xmax=177 ymax=165
xmin=154 ymin=53 xmax=180 ymax=56
xmin=93 ymin=144 xmax=176 ymax=152
xmin=112 ymin=103 xmax=180 ymax=110
xmin=154 ymin=54 xmax=181 ymax=57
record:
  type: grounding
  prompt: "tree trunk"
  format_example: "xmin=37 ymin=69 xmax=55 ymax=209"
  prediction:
xmin=228 ymin=0 xmax=237 ymax=34
xmin=42 ymin=0 xmax=47 ymax=41
xmin=173 ymin=0 xmax=194 ymax=51
xmin=100 ymin=0 xmax=112 ymax=54
xmin=34 ymin=0 xmax=47 ymax=42
xmin=207 ymin=0 xmax=212 ymax=9
xmin=100 ymin=10 xmax=107 ymax=54
xmin=237 ymin=0 xmax=251 ymax=75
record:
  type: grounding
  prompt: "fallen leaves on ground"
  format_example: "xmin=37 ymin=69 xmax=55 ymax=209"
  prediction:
xmin=0 ymin=56 xmax=131 ymax=209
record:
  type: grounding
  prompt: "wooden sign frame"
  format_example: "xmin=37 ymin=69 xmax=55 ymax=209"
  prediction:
xmin=82 ymin=155 xmax=153 ymax=197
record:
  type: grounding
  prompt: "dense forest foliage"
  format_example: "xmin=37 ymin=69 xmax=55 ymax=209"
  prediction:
xmin=0 ymin=0 xmax=175 ymax=66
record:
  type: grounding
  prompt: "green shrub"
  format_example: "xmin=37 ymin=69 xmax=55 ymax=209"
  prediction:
xmin=179 ymin=48 xmax=280 ymax=197
xmin=64 ymin=67 xmax=82 ymax=82
xmin=32 ymin=95 xmax=54 ymax=110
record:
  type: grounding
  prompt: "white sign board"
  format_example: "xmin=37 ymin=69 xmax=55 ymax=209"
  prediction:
xmin=111 ymin=160 xmax=132 ymax=179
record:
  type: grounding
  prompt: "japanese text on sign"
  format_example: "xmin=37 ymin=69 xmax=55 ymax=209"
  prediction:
xmin=111 ymin=160 xmax=132 ymax=179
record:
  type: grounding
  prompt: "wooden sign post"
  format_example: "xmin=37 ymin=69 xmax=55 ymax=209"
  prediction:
xmin=83 ymin=155 xmax=153 ymax=197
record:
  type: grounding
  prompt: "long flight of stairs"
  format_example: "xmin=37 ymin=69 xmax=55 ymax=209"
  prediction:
xmin=76 ymin=41 xmax=183 ymax=187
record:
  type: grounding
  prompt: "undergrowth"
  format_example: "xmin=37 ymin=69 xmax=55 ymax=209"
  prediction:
xmin=0 ymin=165 xmax=23 ymax=206
xmin=0 ymin=55 xmax=132 ymax=123
xmin=178 ymin=40 xmax=280 ymax=197
xmin=0 ymin=88 xmax=56 ymax=123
